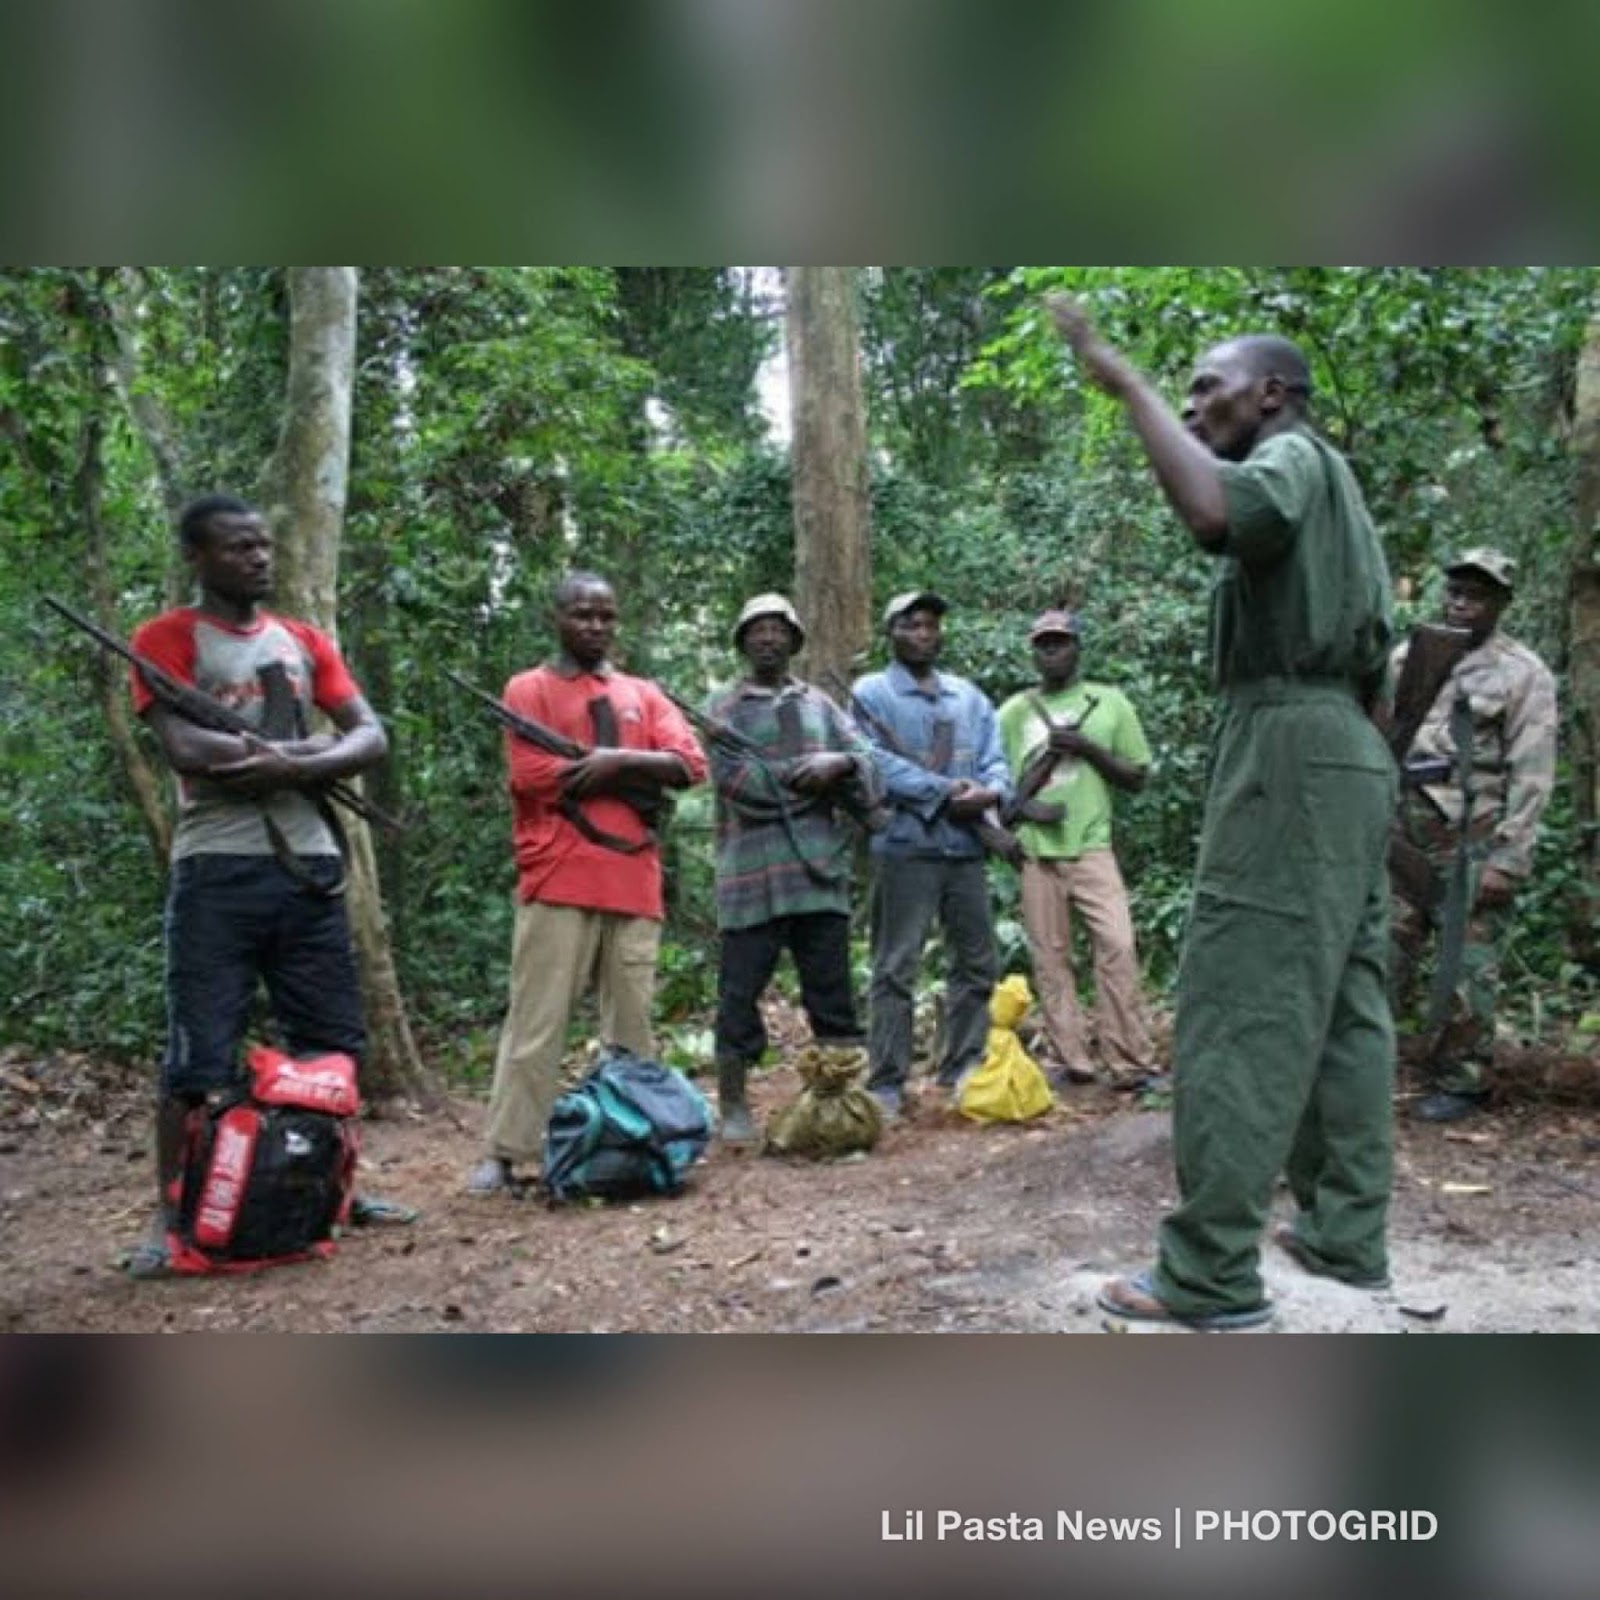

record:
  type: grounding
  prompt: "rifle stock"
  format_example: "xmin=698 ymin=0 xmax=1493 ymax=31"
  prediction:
xmin=1386 ymin=623 xmax=1473 ymax=768
xmin=1385 ymin=624 xmax=1475 ymax=990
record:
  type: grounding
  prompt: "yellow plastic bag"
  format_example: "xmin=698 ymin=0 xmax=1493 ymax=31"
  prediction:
xmin=957 ymin=975 xmax=1054 ymax=1123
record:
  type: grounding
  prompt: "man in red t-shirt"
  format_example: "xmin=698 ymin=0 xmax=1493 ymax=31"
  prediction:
xmin=469 ymin=572 xmax=708 ymax=1195
xmin=122 ymin=493 xmax=414 ymax=1277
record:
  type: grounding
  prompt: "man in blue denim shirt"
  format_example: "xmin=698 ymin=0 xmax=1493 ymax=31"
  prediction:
xmin=851 ymin=592 xmax=1012 ymax=1119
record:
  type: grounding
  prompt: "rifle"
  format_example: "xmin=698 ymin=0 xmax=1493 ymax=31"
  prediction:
xmin=1384 ymin=622 xmax=1478 ymax=1046
xmin=44 ymin=594 xmax=404 ymax=838
xmin=999 ymin=691 xmax=1096 ymax=829
xmin=823 ymin=670 xmax=1026 ymax=868
xmin=1383 ymin=624 xmax=1474 ymax=912
xmin=443 ymin=668 xmax=669 ymax=854
xmin=659 ymin=685 xmax=844 ymax=886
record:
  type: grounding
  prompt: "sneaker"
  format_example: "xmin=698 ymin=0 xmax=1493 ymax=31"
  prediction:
xmin=467 ymin=1157 xmax=516 ymax=1195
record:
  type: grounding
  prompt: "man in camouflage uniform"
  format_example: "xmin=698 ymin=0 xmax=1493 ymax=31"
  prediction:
xmin=1391 ymin=548 xmax=1559 ymax=1123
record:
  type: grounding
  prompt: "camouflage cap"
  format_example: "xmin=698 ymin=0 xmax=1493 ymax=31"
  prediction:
xmin=733 ymin=592 xmax=806 ymax=649
xmin=883 ymin=590 xmax=948 ymax=628
xmin=1446 ymin=547 xmax=1516 ymax=592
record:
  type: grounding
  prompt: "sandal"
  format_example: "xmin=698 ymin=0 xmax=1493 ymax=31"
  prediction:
xmin=1097 ymin=1270 xmax=1273 ymax=1331
xmin=348 ymin=1194 xmax=420 ymax=1227
xmin=1271 ymin=1223 xmax=1390 ymax=1290
xmin=120 ymin=1240 xmax=174 ymax=1281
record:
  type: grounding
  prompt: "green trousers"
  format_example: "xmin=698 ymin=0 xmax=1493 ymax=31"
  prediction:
xmin=1154 ymin=684 xmax=1397 ymax=1316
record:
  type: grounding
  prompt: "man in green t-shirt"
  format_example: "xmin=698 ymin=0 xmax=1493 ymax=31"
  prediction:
xmin=1048 ymin=296 xmax=1397 ymax=1332
xmin=997 ymin=609 xmax=1157 ymax=1091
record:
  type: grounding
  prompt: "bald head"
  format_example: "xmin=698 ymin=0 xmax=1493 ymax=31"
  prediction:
xmin=1183 ymin=334 xmax=1314 ymax=461
xmin=1211 ymin=335 xmax=1312 ymax=409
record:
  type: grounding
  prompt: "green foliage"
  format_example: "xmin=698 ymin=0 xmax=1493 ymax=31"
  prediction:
xmin=2 ymin=265 xmax=1595 ymax=1072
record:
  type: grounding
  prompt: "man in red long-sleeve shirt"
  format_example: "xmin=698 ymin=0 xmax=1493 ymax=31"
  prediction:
xmin=468 ymin=572 xmax=708 ymax=1195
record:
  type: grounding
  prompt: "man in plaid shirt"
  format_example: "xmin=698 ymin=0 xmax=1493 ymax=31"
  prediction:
xmin=706 ymin=594 xmax=882 ymax=1144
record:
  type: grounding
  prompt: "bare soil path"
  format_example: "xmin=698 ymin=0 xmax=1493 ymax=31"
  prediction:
xmin=4 ymin=1041 xmax=1597 ymax=1335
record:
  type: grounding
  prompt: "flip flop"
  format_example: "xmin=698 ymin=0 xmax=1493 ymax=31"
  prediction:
xmin=348 ymin=1194 xmax=420 ymax=1226
xmin=1097 ymin=1270 xmax=1273 ymax=1332
xmin=1271 ymin=1223 xmax=1390 ymax=1290
xmin=120 ymin=1240 xmax=174 ymax=1281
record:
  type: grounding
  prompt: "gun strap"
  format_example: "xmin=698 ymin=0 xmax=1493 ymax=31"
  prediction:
xmin=555 ymin=694 xmax=653 ymax=856
xmin=697 ymin=689 xmax=837 ymax=887
xmin=239 ymin=661 xmax=347 ymax=897
xmin=256 ymin=660 xmax=305 ymax=741
xmin=1422 ymin=692 xmax=1478 ymax=1043
xmin=928 ymin=716 xmax=956 ymax=775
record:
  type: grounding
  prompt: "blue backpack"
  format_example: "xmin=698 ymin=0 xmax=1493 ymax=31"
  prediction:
xmin=543 ymin=1049 xmax=713 ymax=1204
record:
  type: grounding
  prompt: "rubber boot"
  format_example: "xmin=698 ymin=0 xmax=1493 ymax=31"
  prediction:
xmin=717 ymin=1059 xmax=758 ymax=1147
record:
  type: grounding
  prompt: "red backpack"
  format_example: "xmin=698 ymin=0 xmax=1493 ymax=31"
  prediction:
xmin=165 ymin=1045 xmax=361 ymax=1275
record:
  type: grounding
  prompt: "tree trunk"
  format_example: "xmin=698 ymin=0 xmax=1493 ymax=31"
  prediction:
xmin=78 ymin=279 xmax=173 ymax=869
xmin=785 ymin=268 xmax=873 ymax=691
xmin=263 ymin=268 xmax=436 ymax=1106
xmin=1570 ymin=304 xmax=1600 ymax=970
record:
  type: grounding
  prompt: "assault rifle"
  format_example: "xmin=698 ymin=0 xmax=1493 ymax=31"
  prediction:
xmin=1383 ymin=623 xmax=1474 ymax=912
xmin=1384 ymin=622 xmax=1478 ymax=1045
xmin=443 ymin=668 xmax=670 ymax=854
xmin=999 ymin=691 xmax=1095 ymax=830
xmin=659 ymin=686 xmax=853 ymax=885
xmin=823 ymin=670 xmax=1029 ymax=868
xmin=44 ymin=594 xmax=404 ymax=837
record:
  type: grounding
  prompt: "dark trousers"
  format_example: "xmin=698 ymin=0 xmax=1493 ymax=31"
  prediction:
xmin=867 ymin=856 xmax=997 ymax=1091
xmin=162 ymin=854 xmax=363 ymax=1098
xmin=715 ymin=912 xmax=863 ymax=1065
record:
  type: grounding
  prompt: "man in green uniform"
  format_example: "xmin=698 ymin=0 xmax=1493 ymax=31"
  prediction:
xmin=1048 ymin=297 xmax=1397 ymax=1329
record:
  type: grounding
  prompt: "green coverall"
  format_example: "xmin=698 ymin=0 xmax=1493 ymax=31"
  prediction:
xmin=1152 ymin=426 xmax=1398 ymax=1316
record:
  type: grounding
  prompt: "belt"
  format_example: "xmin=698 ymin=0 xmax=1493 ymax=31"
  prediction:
xmin=1222 ymin=677 xmax=1358 ymax=708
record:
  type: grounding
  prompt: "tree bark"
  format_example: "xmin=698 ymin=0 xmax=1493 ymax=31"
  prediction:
xmin=77 ymin=279 xmax=173 ymax=870
xmin=264 ymin=268 xmax=436 ymax=1106
xmin=785 ymin=268 xmax=873 ymax=692
xmin=1570 ymin=303 xmax=1600 ymax=969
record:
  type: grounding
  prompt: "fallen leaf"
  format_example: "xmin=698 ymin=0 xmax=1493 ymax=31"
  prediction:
xmin=1440 ymin=1182 xmax=1493 ymax=1195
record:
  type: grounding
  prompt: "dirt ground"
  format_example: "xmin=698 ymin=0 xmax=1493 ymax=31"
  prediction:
xmin=3 ymin=1021 xmax=1598 ymax=1335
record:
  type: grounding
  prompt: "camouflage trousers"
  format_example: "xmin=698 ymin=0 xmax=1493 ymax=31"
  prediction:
xmin=1390 ymin=792 xmax=1513 ymax=1094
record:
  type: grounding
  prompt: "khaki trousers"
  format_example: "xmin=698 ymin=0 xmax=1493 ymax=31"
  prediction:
xmin=485 ymin=899 xmax=660 ymax=1163
xmin=1019 ymin=850 xmax=1152 ymax=1076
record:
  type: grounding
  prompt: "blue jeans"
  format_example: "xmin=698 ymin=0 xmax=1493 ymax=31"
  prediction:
xmin=161 ymin=854 xmax=363 ymax=1097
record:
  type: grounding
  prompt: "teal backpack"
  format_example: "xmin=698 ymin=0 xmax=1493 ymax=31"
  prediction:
xmin=543 ymin=1049 xmax=713 ymax=1204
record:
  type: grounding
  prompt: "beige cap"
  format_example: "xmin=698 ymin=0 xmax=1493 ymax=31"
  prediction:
xmin=1446 ymin=547 xmax=1516 ymax=592
xmin=733 ymin=592 xmax=806 ymax=649
xmin=883 ymin=590 xmax=949 ymax=628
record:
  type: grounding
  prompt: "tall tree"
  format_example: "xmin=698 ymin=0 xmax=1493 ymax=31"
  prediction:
xmin=73 ymin=274 xmax=173 ymax=868
xmin=262 ymin=267 xmax=435 ymax=1105
xmin=785 ymin=268 xmax=872 ymax=689
xmin=1571 ymin=300 xmax=1600 ymax=969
